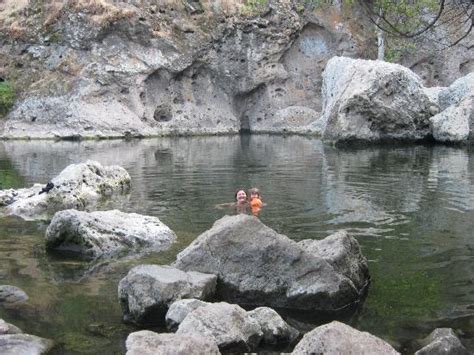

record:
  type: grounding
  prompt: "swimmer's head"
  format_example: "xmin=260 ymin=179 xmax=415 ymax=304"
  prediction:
xmin=249 ymin=187 xmax=260 ymax=199
xmin=235 ymin=189 xmax=247 ymax=204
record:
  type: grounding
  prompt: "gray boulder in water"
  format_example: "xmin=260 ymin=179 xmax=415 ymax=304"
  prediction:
xmin=166 ymin=299 xmax=298 ymax=348
xmin=176 ymin=302 xmax=263 ymax=353
xmin=173 ymin=214 xmax=368 ymax=313
xmin=0 ymin=334 xmax=54 ymax=355
xmin=314 ymin=56 xmax=433 ymax=143
xmin=118 ymin=265 xmax=217 ymax=326
xmin=415 ymin=328 xmax=468 ymax=355
xmin=125 ymin=330 xmax=220 ymax=355
xmin=45 ymin=209 xmax=177 ymax=258
xmin=291 ymin=321 xmax=399 ymax=354
xmin=0 ymin=160 xmax=131 ymax=220
xmin=0 ymin=285 xmax=28 ymax=306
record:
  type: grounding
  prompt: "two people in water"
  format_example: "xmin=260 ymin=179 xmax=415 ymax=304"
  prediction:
xmin=218 ymin=187 xmax=264 ymax=216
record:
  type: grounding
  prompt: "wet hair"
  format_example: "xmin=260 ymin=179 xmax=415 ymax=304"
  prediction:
xmin=235 ymin=188 xmax=247 ymax=200
xmin=249 ymin=187 xmax=260 ymax=198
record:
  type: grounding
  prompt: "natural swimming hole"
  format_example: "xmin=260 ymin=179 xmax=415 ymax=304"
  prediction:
xmin=0 ymin=135 xmax=473 ymax=353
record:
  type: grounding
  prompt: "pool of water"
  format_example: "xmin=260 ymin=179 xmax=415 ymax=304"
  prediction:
xmin=0 ymin=135 xmax=473 ymax=353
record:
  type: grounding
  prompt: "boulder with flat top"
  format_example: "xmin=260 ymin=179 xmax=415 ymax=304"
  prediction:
xmin=118 ymin=265 xmax=216 ymax=326
xmin=45 ymin=209 xmax=177 ymax=259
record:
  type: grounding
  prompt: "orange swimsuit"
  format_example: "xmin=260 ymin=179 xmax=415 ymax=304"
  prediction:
xmin=250 ymin=198 xmax=263 ymax=215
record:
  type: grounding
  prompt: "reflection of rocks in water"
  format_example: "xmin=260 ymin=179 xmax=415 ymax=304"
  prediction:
xmin=321 ymin=145 xmax=434 ymax=235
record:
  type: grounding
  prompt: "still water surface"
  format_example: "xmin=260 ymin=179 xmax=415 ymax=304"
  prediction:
xmin=0 ymin=135 xmax=473 ymax=353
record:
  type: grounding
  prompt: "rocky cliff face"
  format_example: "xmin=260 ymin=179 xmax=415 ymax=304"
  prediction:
xmin=0 ymin=0 xmax=470 ymax=139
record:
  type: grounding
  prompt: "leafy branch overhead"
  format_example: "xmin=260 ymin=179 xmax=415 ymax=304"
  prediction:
xmin=353 ymin=0 xmax=472 ymax=48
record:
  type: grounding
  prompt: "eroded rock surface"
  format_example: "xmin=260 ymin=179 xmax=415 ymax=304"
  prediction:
xmin=173 ymin=214 xmax=368 ymax=313
xmin=314 ymin=57 xmax=433 ymax=143
xmin=118 ymin=265 xmax=216 ymax=326
xmin=291 ymin=321 xmax=399 ymax=354
xmin=45 ymin=209 xmax=177 ymax=258
xmin=126 ymin=330 xmax=220 ymax=355
xmin=0 ymin=160 xmax=130 ymax=220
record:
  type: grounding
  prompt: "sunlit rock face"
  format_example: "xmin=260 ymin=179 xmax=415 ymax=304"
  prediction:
xmin=173 ymin=214 xmax=369 ymax=312
xmin=314 ymin=57 xmax=433 ymax=143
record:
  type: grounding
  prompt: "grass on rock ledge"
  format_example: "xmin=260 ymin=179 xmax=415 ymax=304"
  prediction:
xmin=0 ymin=81 xmax=15 ymax=117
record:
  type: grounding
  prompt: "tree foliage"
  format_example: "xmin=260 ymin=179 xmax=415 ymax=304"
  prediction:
xmin=355 ymin=0 xmax=473 ymax=48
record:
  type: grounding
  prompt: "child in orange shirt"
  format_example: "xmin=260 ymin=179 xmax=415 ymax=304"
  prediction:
xmin=249 ymin=187 xmax=263 ymax=215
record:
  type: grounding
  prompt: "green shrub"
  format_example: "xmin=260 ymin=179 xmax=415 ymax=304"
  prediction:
xmin=0 ymin=81 xmax=15 ymax=117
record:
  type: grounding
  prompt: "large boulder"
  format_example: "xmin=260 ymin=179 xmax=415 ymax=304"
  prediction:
xmin=0 ymin=160 xmax=130 ymax=220
xmin=0 ymin=334 xmax=54 ymax=355
xmin=314 ymin=57 xmax=433 ymax=143
xmin=415 ymin=328 xmax=468 ymax=355
xmin=430 ymin=95 xmax=473 ymax=143
xmin=125 ymin=330 xmax=220 ymax=355
xmin=291 ymin=321 xmax=399 ymax=354
xmin=176 ymin=302 xmax=263 ymax=353
xmin=45 ymin=209 xmax=177 ymax=259
xmin=173 ymin=214 xmax=368 ymax=313
xmin=0 ymin=286 xmax=28 ymax=306
xmin=118 ymin=265 xmax=216 ymax=326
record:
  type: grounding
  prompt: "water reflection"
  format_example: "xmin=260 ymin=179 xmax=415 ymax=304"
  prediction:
xmin=0 ymin=136 xmax=473 ymax=353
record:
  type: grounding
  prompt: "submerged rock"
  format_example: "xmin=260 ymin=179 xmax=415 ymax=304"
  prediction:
xmin=0 ymin=286 xmax=28 ymax=306
xmin=173 ymin=214 xmax=368 ymax=313
xmin=0 ymin=334 xmax=54 ymax=355
xmin=0 ymin=160 xmax=130 ymax=220
xmin=45 ymin=209 xmax=177 ymax=259
xmin=314 ymin=57 xmax=433 ymax=143
xmin=291 ymin=321 xmax=399 ymax=354
xmin=0 ymin=319 xmax=23 ymax=335
xmin=126 ymin=330 xmax=220 ymax=355
xmin=176 ymin=302 xmax=263 ymax=353
xmin=415 ymin=328 xmax=468 ymax=355
xmin=118 ymin=265 xmax=216 ymax=326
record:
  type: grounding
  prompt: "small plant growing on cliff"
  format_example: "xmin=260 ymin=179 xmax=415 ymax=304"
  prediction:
xmin=242 ymin=0 xmax=269 ymax=16
xmin=0 ymin=81 xmax=15 ymax=117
